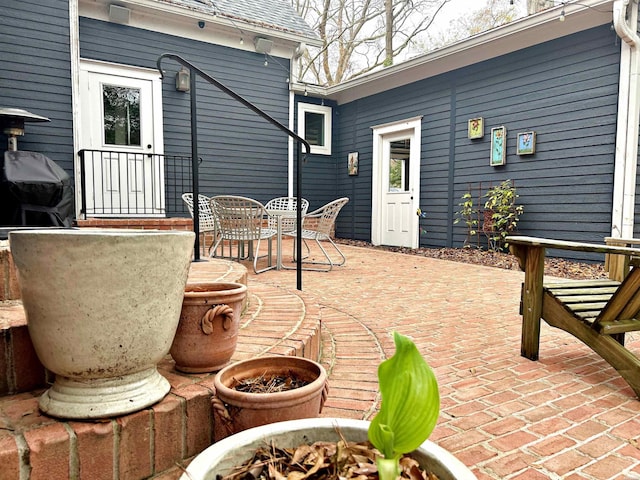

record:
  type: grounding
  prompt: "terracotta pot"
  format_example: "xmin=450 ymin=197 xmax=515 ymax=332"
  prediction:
xmin=182 ymin=418 xmax=477 ymax=480
xmin=9 ymin=228 xmax=194 ymax=419
xmin=212 ymin=356 xmax=328 ymax=441
xmin=170 ymin=282 xmax=247 ymax=373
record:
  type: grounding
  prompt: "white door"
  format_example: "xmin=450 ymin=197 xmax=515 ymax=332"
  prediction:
xmin=381 ymin=133 xmax=414 ymax=247
xmin=371 ymin=117 xmax=422 ymax=248
xmin=78 ymin=60 xmax=164 ymax=216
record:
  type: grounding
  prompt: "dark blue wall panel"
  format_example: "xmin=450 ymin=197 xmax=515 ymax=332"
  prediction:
xmin=80 ymin=17 xmax=294 ymax=209
xmin=332 ymin=24 xmax=621 ymax=250
xmin=0 ymin=0 xmax=74 ymax=173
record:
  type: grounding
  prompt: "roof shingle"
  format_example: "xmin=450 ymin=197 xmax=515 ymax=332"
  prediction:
xmin=158 ymin=0 xmax=318 ymax=39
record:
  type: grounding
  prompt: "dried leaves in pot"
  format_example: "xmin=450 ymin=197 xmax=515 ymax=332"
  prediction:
xmin=232 ymin=373 xmax=310 ymax=394
xmin=220 ymin=438 xmax=440 ymax=480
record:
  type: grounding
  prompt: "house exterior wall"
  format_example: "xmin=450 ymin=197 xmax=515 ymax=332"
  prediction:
xmin=0 ymin=0 xmax=74 ymax=172
xmin=330 ymin=24 xmax=623 ymax=249
xmin=79 ymin=17 xmax=294 ymax=212
xmin=294 ymin=97 xmax=340 ymax=211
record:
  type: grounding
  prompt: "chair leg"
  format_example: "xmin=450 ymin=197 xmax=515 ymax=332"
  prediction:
xmin=254 ymin=237 xmax=276 ymax=274
xmin=295 ymin=238 xmax=346 ymax=272
xmin=291 ymin=238 xmax=311 ymax=261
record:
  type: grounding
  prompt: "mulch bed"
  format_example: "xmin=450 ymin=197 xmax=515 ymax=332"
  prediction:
xmin=335 ymin=239 xmax=608 ymax=280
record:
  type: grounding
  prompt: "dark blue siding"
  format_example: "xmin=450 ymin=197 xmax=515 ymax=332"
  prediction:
xmin=0 ymin=0 xmax=74 ymax=173
xmin=332 ymin=24 xmax=622 ymax=251
xmin=79 ymin=17 xmax=294 ymax=208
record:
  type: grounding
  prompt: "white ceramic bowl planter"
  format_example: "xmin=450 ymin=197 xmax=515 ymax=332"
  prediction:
xmin=9 ymin=228 xmax=195 ymax=419
xmin=182 ymin=417 xmax=477 ymax=480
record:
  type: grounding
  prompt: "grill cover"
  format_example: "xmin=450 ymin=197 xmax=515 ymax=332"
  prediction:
xmin=1 ymin=151 xmax=74 ymax=227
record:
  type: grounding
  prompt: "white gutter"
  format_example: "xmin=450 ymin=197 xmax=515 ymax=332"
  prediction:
xmin=611 ymin=0 xmax=640 ymax=238
xmin=69 ymin=0 xmax=82 ymax=218
xmin=288 ymin=90 xmax=295 ymax=197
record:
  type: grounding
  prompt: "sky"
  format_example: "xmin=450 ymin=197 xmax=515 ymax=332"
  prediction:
xmin=429 ymin=0 xmax=489 ymax=35
xmin=428 ymin=0 xmax=527 ymax=35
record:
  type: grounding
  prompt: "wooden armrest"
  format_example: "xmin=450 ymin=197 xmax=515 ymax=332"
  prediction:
xmin=507 ymin=236 xmax=640 ymax=257
xmin=604 ymin=236 xmax=640 ymax=247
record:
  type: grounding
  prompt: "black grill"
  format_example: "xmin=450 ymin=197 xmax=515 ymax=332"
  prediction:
xmin=1 ymin=150 xmax=74 ymax=227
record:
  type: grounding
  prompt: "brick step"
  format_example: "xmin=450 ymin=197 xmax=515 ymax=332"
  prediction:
xmin=0 ymin=256 xmax=248 ymax=397
xmin=0 ymin=258 xmax=321 ymax=479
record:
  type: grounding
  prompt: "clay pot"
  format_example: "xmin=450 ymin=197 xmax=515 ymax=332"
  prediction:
xmin=212 ymin=356 xmax=328 ymax=441
xmin=182 ymin=418 xmax=478 ymax=480
xmin=9 ymin=228 xmax=194 ymax=419
xmin=170 ymin=282 xmax=247 ymax=373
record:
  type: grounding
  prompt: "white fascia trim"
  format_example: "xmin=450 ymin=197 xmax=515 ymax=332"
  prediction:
xmin=293 ymin=0 xmax=614 ymax=104
xmin=78 ymin=0 xmax=321 ymax=59
xmin=79 ymin=58 xmax=162 ymax=80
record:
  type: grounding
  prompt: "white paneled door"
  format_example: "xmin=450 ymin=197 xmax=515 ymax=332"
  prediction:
xmin=78 ymin=60 xmax=164 ymax=216
xmin=372 ymin=117 xmax=422 ymax=248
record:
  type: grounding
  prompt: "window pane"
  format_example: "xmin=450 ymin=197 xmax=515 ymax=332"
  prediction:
xmin=388 ymin=139 xmax=410 ymax=192
xmin=304 ymin=111 xmax=324 ymax=146
xmin=103 ymin=85 xmax=141 ymax=146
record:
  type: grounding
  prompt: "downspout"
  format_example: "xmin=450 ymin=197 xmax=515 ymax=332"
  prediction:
xmin=288 ymin=90 xmax=295 ymax=197
xmin=69 ymin=0 xmax=81 ymax=218
xmin=612 ymin=0 xmax=640 ymax=238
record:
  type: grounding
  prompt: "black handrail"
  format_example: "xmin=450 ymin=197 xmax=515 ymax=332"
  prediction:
xmin=156 ymin=53 xmax=309 ymax=290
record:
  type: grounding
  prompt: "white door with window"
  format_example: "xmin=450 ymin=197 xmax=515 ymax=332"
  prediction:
xmin=78 ymin=60 xmax=164 ymax=216
xmin=371 ymin=117 xmax=422 ymax=248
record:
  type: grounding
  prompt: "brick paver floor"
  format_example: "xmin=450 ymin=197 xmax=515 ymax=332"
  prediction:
xmin=248 ymin=241 xmax=640 ymax=480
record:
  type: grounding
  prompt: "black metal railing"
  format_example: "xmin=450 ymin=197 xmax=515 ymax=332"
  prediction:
xmin=78 ymin=149 xmax=196 ymax=218
xmin=156 ymin=53 xmax=310 ymax=289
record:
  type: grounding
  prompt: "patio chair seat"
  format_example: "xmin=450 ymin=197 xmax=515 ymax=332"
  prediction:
xmin=209 ymin=195 xmax=276 ymax=274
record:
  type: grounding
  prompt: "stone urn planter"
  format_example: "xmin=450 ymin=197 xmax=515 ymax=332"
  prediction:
xmin=212 ymin=356 xmax=328 ymax=441
xmin=182 ymin=418 xmax=477 ymax=480
xmin=170 ymin=282 xmax=247 ymax=373
xmin=9 ymin=228 xmax=194 ymax=419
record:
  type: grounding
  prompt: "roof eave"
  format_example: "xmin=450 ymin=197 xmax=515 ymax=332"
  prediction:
xmin=79 ymin=0 xmax=322 ymax=47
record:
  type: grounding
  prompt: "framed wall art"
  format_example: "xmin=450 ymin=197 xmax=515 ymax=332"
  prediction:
xmin=517 ymin=131 xmax=536 ymax=155
xmin=348 ymin=152 xmax=359 ymax=175
xmin=468 ymin=117 xmax=484 ymax=139
xmin=490 ymin=126 xmax=507 ymax=166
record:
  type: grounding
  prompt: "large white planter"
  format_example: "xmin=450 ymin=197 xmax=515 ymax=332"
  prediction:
xmin=182 ymin=417 xmax=477 ymax=480
xmin=9 ymin=228 xmax=195 ymax=419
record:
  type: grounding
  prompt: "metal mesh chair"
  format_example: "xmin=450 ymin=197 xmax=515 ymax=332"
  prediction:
xmin=265 ymin=196 xmax=309 ymax=233
xmin=209 ymin=195 xmax=276 ymax=273
xmin=182 ymin=193 xmax=218 ymax=256
xmin=284 ymin=197 xmax=349 ymax=271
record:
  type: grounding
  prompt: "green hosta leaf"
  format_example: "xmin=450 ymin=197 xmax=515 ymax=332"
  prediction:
xmin=368 ymin=332 xmax=439 ymax=461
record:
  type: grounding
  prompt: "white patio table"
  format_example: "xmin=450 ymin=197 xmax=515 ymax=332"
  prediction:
xmin=265 ymin=208 xmax=298 ymax=270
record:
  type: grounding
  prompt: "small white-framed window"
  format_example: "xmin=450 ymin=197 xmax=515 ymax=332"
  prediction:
xmin=298 ymin=102 xmax=332 ymax=155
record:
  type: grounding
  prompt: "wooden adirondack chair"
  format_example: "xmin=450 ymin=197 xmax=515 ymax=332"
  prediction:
xmin=507 ymin=236 xmax=640 ymax=398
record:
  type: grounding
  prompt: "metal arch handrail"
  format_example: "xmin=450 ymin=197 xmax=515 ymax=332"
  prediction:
xmin=156 ymin=53 xmax=309 ymax=290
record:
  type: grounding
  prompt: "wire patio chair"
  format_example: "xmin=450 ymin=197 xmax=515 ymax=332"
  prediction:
xmin=209 ymin=195 xmax=276 ymax=274
xmin=283 ymin=197 xmax=349 ymax=272
xmin=182 ymin=193 xmax=218 ymax=256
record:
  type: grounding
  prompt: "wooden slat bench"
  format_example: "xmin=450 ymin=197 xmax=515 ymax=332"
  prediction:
xmin=507 ymin=236 xmax=640 ymax=399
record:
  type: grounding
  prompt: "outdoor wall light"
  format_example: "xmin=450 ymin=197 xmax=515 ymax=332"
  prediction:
xmin=175 ymin=67 xmax=190 ymax=92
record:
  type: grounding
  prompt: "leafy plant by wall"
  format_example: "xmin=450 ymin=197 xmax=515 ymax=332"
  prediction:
xmin=483 ymin=179 xmax=524 ymax=251
xmin=454 ymin=192 xmax=479 ymax=248
xmin=454 ymin=180 xmax=524 ymax=251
